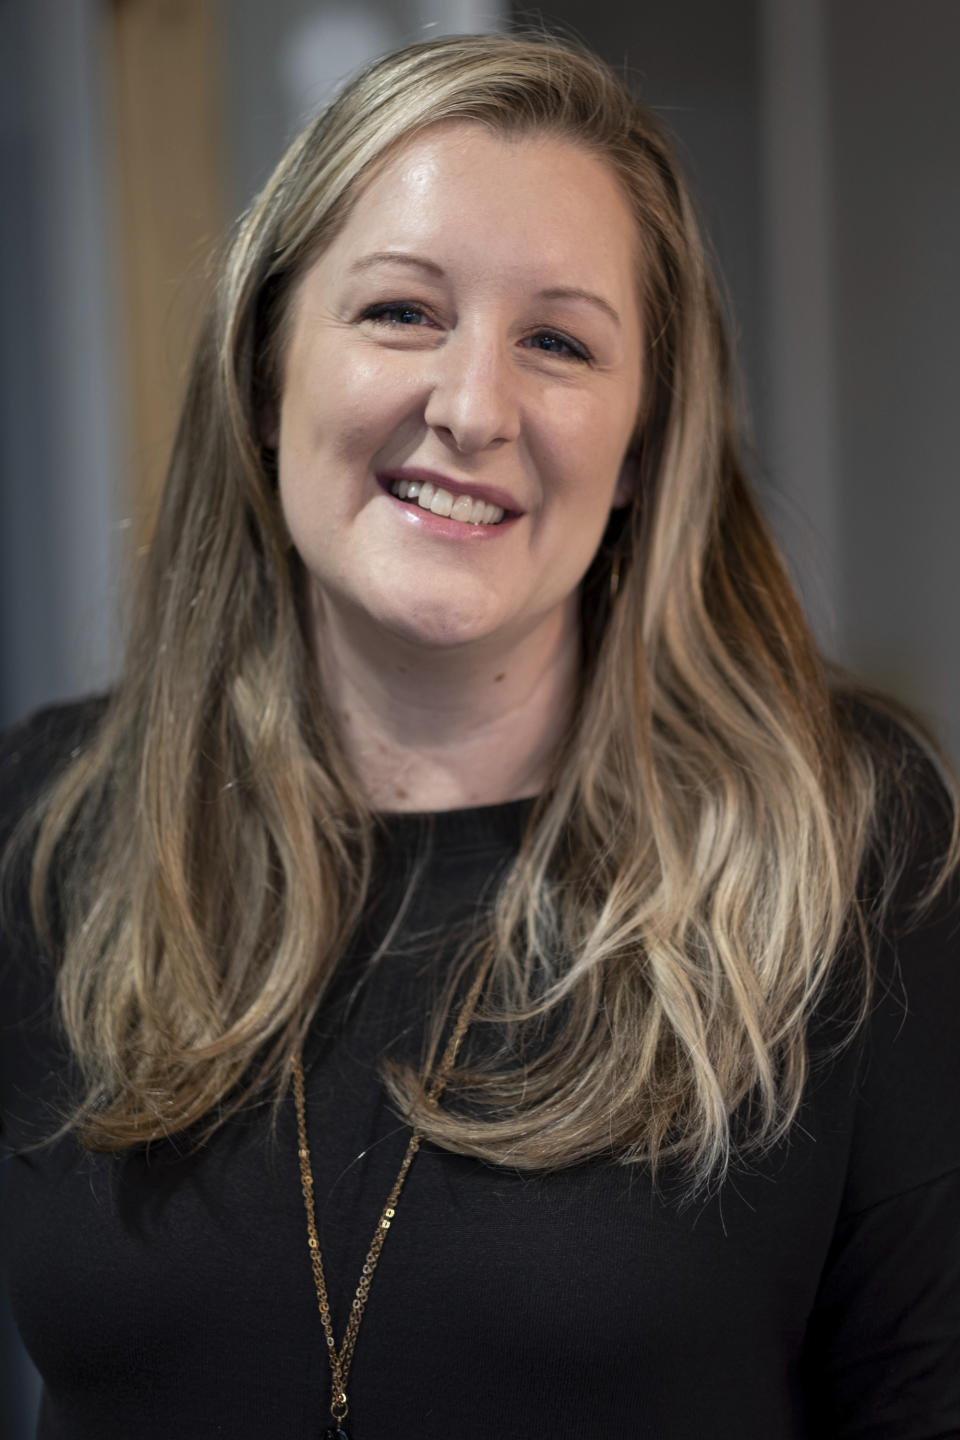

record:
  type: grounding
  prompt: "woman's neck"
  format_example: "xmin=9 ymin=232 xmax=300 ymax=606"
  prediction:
xmin=313 ymin=592 xmax=580 ymax=812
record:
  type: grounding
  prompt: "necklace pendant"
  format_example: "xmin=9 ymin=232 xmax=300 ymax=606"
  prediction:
xmin=321 ymin=1428 xmax=350 ymax=1439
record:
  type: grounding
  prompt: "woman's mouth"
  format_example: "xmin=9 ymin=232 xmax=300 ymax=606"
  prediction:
xmin=387 ymin=477 xmax=506 ymax=526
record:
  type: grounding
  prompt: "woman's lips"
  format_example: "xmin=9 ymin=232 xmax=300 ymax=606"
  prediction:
xmin=377 ymin=468 xmax=522 ymax=516
xmin=378 ymin=475 xmax=521 ymax=540
xmin=376 ymin=468 xmax=524 ymax=541
xmin=388 ymin=476 xmax=504 ymax=525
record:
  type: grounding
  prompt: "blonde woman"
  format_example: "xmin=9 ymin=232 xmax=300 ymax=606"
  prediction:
xmin=2 ymin=33 xmax=958 ymax=1440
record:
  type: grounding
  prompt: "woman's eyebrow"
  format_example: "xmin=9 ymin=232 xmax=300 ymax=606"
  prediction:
xmin=349 ymin=250 xmax=445 ymax=277
xmin=536 ymin=287 xmax=621 ymax=328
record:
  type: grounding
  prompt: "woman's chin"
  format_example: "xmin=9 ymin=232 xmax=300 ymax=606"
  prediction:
xmin=309 ymin=572 xmax=517 ymax=657
xmin=309 ymin=560 xmax=567 ymax=659
xmin=369 ymin=595 xmax=509 ymax=653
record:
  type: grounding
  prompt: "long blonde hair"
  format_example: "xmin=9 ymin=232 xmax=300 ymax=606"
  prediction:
xmin=23 ymin=32 xmax=958 ymax=1185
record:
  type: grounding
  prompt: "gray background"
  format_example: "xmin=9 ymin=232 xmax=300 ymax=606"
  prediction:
xmin=2 ymin=0 xmax=958 ymax=1431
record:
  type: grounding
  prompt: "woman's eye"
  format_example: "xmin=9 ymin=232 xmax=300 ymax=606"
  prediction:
xmin=360 ymin=302 xmax=431 ymax=327
xmin=526 ymin=331 xmax=591 ymax=363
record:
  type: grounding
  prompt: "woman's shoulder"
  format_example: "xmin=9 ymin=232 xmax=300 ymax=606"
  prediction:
xmin=833 ymin=684 xmax=957 ymax=892
xmin=1 ymin=698 xmax=107 ymax=1136
xmin=0 ymin=694 xmax=109 ymax=984
xmin=0 ymin=694 xmax=109 ymax=839
xmin=825 ymin=690 xmax=960 ymax=1209
xmin=835 ymin=682 xmax=953 ymax=787
xmin=803 ymin=700 xmax=960 ymax=1430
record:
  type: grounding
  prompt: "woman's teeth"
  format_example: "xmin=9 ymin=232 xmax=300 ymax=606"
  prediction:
xmin=389 ymin=478 xmax=505 ymax=525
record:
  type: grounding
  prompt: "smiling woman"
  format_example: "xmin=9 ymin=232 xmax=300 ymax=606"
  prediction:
xmin=2 ymin=30 xmax=959 ymax=1440
xmin=278 ymin=124 xmax=641 ymax=806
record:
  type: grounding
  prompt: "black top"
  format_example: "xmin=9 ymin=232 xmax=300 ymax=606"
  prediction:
xmin=2 ymin=701 xmax=959 ymax=1440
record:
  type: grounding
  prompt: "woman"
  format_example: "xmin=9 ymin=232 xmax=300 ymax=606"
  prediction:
xmin=2 ymin=32 xmax=958 ymax=1439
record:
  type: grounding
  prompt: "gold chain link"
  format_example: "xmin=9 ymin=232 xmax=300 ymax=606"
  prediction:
xmin=291 ymin=967 xmax=484 ymax=1428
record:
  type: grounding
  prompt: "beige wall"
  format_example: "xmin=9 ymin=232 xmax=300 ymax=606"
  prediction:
xmin=109 ymin=0 xmax=227 ymax=536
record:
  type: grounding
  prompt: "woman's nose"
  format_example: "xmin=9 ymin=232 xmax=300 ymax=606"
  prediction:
xmin=423 ymin=332 xmax=521 ymax=454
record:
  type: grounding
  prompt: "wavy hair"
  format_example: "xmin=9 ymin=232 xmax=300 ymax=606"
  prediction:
xmin=23 ymin=32 xmax=958 ymax=1184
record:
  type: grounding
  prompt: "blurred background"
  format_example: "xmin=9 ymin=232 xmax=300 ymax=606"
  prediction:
xmin=1 ymin=0 xmax=958 ymax=1430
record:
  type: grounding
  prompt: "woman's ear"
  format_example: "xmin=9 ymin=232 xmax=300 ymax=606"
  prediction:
xmin=611 ymin=449 xmax=640 ymax=509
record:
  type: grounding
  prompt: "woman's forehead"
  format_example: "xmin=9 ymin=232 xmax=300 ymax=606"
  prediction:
xmin=304 ymin=122 xmax=643 ymax=313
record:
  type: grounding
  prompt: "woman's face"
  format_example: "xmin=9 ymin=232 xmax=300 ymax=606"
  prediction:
xmin=276 ymin=122 xmax=644 ymax=658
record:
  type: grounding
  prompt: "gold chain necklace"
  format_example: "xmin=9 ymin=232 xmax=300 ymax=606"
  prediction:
xmin=291 ymin=969 xmax=484 ymax=1439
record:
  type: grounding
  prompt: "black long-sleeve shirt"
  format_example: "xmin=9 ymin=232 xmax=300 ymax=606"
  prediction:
xmin=2 ymin=701 xmax=959 ymax=1439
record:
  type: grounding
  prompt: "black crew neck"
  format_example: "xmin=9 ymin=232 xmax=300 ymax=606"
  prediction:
xmin=373 ymin=794 xmax=537 ymax=854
